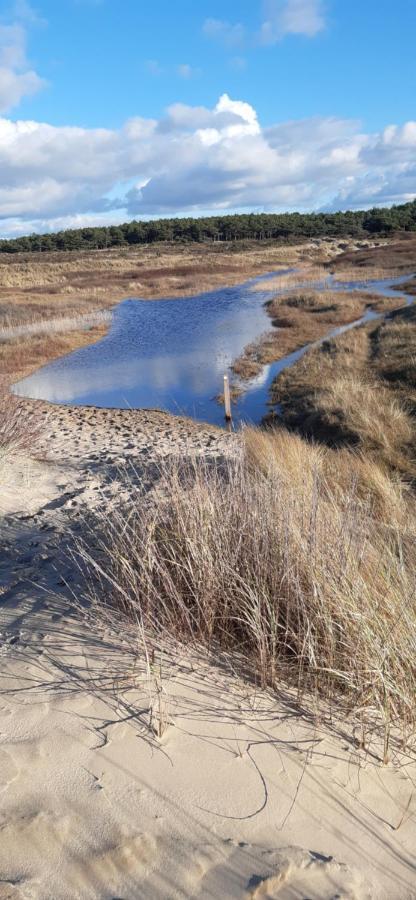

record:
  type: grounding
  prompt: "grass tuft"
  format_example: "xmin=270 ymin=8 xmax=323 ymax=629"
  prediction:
xmin=79 ymin=428 xmax=416 ymax=756
xmin=0 ymin=381 xmax=44 ymax=461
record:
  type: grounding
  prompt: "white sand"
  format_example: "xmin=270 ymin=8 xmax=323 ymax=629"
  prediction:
xmin=1 ymin=403 xmax=415 ymax=899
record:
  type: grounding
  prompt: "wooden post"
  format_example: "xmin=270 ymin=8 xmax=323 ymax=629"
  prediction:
xmin=223 ymin=374 xmax=232 ymax=421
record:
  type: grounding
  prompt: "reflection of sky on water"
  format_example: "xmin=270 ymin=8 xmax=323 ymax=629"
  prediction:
xmin=13 ymin=273 xmax=413 ymax=427
xmin=14 ymin=273 xmax=287 ymax=426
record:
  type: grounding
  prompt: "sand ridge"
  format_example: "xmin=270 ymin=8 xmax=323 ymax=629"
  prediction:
xmin=1 ymin=402 xmax=416 ymax=899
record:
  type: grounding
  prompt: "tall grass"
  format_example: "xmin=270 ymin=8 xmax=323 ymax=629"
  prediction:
xmin=0 ymin=309 xmax=111 ymax=342
xmin=0 ymin=381 xmax=44 ymax=460
xmin=271 ymin=320 xmax=416 ymax=478
xmin=79 ymin=428 xmax=416 ymax=756
xmin=332 ymin=264 xmax=402 ymax=282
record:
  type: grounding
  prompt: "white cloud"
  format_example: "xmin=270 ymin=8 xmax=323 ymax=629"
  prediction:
xmin=259 ymin=0 xmax=326 ymax=42
xmin=203 ymin=2 xmax=326 ymax=49
xmin=202 ymin=18 xmax=245 ymax=47
xmin=0 ymin=95 xmax=415 ymax=235
xmin=0 ymin=12 xmax=46 ymax=113
xmin=0 ymin=64 xmax=43 ymax=113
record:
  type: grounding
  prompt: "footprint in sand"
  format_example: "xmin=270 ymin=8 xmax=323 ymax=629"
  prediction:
xmin=66 ymin=831 xmax=159 ymax=896
xmin=247 ymin=846 xmax=371 ymax=900
xmin=196 ymin=843 xmax=371 ymax=899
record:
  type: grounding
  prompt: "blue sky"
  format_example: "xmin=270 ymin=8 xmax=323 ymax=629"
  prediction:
xmin=0 ymin=0 xmax=415 ymax=235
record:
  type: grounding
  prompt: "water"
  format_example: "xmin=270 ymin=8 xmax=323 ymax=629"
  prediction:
xmin=13 ymin=272 xmax=413 ymax=427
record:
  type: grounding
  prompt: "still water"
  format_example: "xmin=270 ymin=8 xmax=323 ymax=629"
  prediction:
xmin=13 ymin=272 xmax=413 ymax=427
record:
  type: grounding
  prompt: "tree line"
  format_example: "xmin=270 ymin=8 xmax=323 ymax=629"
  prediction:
xmin=1 ymin=201 xmax=415 ymax=254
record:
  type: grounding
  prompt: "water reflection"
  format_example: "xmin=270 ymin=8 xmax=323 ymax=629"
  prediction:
xmin=13 ymin=273 xmax=413 ymax=427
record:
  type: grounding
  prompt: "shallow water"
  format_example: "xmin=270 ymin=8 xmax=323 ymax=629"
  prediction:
xmin=13 ymin=272 xmax=413 ymax=427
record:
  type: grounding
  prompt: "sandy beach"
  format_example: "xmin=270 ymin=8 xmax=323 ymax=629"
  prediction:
xmin=1 ymin=401 xmax=415 ymax=899
xmin=1 ymin=0 xmax=415 ymax=889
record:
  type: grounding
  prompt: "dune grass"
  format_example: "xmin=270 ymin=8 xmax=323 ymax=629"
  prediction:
xmin=0 ymin=309 xmax=111 ymax=342
xmin=0 ymin=379 xmax=45 ymax=461
xmin=78 ymin=427 xmax=416 ymax=758
xmin=231 ymin=287 xmax=405 ymax=382
xmin=0 ymin=241 xmax=313 ymax=317
xmin=328 ymin=265 xmax=402 ymax=283
xmin=0 ymin=240 xmax=345 ymax=382
xmin=270 ymin=310 xmax=416 ymax=480
xmin=0 ymin=313 xmax=111 ymax=381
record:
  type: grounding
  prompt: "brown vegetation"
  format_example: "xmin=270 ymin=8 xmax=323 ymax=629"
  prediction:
xmin=0 ymin=318 xmax=110 ymax=381
xmin=0 ymin=238 xmax=360 ymax=383
xmin=232 ymin=234 xmax=415 ymax=385
xmin=0 ymin=240 xmax=320 ymax=321
xmin=232 ymin=288 xmax=405 ymax=381
xmin=270 ymin=305 xmax=416 ymax=480
xmin=1 ymin=236 xmax=408 ymax=385
xmin=0 ymin=378 xmax=45 ymax=459
xmin=330 ymin=233 xmax=416 ymax=275
xmin=80 ymin=427 xmax=416 ymax=756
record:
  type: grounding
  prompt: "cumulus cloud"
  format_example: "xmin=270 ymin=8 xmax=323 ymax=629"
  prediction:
xmin=0 ymin=94 xmax=415 ymax=235
xmin=0 ymin=18 xmax=45 ymax=113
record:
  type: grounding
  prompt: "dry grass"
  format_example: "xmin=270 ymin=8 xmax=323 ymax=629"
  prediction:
xmin=232 ymin=288 xmax=405 ymax=381
xmin=271 ymin=313 xmax=416 ymax=479
xmin=252 ymin=265 xmax=329 ymax=292
xmin=0 ymin=378 xmax=44 ymax=460
xmin=398 ymin=277 xmax=416 ymax=296
xmin=0 ymin=240 xmax=353 ymax=382
xmin=331 ymin=235 xmax=416 ymax=276
xmin=78 ymin=428 xmax=416 ymax=757
xmin=0 ymin=319 xmax=110 ymax=381
xmin=251 ymin=263 xmax=402 ymax=293
xmin=0 ymin=241 xmax=319 ymax=316
xmin=0 ymin=237 xmax=407 ymax=383
xmin=330 ymin=265 xmax=403 ymax=283
xmin=372 ymin=304 xmax=416 ymax=391
xmin=0 ymin=309 xmax=111 ymax=341
xmin=246 ymin=238 xmax=416 ymax=381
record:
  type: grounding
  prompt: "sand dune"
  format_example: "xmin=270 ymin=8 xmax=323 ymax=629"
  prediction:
xmin=1 ymin=403 xmax=415 ymax=899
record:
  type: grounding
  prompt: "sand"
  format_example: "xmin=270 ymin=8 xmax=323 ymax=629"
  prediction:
xmin=1 ymin=402 xmax=416 ymax=899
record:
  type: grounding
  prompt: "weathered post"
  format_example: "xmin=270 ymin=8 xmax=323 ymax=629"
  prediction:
xmin=223 ymin=374 xmax=232 ymax=421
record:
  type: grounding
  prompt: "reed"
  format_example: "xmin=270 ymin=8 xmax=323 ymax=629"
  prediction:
xmin=0 ymin=309 xmax=111 ymax=342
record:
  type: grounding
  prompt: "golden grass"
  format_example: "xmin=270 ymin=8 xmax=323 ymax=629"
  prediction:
xmin=0 ymin=319 xmax=110 ymax=381
xmin=251 ymin=262 xmax=402 ymax=292
xmin=372 ymin=306 xmax=416 ymax=390
xmin=251 ymin=265 xmax=329 ymax=292
xmin=330 ymin=265 xmax=402 ymax=282
xmin=271 ymin=312 xmax=416 ymax=479
xmin=79 ymin=427 xmax=416 ymax=757
xmin=0 ymin=241 xmax=314 ymax=314
xmin=0 ymin=239 xmax=356 ymax=382
xmin=0 ymin=309 xmax=110 ymax=341
xmin=0 ymin=377 xmax=45 ymax=460
xmin=232 ymin=288 xmax=405 ymax=381
xmin=331 ymin=235 xmax=416 ymax=276
xmin=0 ymin=237 xmax=407 ymax=384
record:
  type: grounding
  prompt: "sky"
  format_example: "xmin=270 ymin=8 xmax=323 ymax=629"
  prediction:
xmin=0 ymin=0 xmax=415 ymax=236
